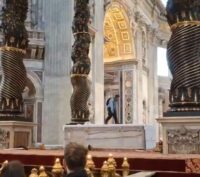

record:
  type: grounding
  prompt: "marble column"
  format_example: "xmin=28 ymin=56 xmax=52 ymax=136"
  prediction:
xmin=135 ymin=28 xmax=144 ymax=124
xmin=92 ymin=0 xmax=104 ymax=124
xmin=42 ymin=0 xmax=73 ymax=144
xmin=147 ymin=35 xmax=159 ymax=141
xmin=148 ymin=44 xmax=159 ymax=125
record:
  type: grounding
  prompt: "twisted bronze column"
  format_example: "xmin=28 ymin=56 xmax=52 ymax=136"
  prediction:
xmin=70 ymin=0 xmax=91 ymax=123
xmin=166 ymin=0 xmax=200 ymax=113
xmin=0 ymin=0 xmax=28 ymax=114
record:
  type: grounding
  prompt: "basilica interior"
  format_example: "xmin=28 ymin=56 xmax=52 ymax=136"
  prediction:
xmin=0 ymin=0 xmax=172 ymax=145
xmin=0 ymin=0 xmax=200 ymax=176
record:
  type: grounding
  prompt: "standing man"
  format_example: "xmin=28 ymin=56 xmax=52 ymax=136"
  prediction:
xmin=105 ymin=95 xmax=120 ymax=124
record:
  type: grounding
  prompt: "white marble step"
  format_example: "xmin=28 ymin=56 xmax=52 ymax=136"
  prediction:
xmin=128 ymin=171 xmax=156 ymax=177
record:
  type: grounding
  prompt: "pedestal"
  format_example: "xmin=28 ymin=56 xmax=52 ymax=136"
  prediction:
xmin=157 ymin=117 xmax=200 ymax=154
xmin=0 ymin=121 xmax=36 ymax=149
xmin=63 ymin=124 xmax=156 ymax=149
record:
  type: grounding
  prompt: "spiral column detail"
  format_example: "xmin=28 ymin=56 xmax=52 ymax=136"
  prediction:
xmin=0 ymin=0 xmax=28 ymax=114
xmin=70 ymin=0 xmax=91 ymax=123
xmin=166 ymin=0 xmax=200 ymax=112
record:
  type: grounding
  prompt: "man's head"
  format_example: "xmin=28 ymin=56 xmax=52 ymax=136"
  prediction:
xmin=63 ymin=142 xmax=88 ymax=172
xmin=0 ymin=161 xmax=25 ymax=177
xmin=114 ymin=94 xmax=120 ymax=101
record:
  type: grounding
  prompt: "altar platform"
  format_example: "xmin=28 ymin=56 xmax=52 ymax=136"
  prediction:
xmin=63 ymin=124 xmax=156 ymax=150
xmin=0 ymin=148 xmax=200 ymax=176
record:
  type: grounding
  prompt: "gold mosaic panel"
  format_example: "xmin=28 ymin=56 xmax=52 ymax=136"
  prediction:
xmin=104 ymin=3 xmax=134 ymax=62
xmin=113 ymin=12 xmax=123 ymax=20
xmin=118 ymin=21 xmax=127 ymax=30
xmin=121 ymin=32 xmax=129 ymax=40
xmin=124 ymin=43 xmax=132 ymax=54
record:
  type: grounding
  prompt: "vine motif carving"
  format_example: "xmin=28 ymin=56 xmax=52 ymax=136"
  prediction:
xmin=167 ymin=126 xmax=200 ymax=154
xmin=0 ymin=128 xmax=9 ymax=149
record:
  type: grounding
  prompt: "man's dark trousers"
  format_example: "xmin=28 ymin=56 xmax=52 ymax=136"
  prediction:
xmin=105 ymin=107 xmax=119 ymax=124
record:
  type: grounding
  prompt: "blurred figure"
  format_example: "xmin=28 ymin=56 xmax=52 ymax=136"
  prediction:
xmin=88 ymin=102 xmax=94 ymax=123
xmin=63 ymin=142 xmax=88 ymax=177
xmin=0 ymin=161 xmax=26 ymax=177
xmin=105 ymin=95 xmax=120 ymax=124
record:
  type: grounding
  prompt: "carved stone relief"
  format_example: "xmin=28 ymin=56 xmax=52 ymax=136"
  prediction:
xmin=167 ymin=126 xmax=200 ymax=154
xmin=0 ymin=128 xmax=9 ymax=149
xmin=142 ymin=31 xmax=147 ymax=63
xmin=147 ymin=26 xmax=158 ymax=45
xmin=124 ymin=70 xmax=133 ymax=124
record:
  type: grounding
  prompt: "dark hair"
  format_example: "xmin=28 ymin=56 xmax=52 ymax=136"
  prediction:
xmin=0 ymin=161 xmax=25 ymax=177
xmin=115 ymin=95 xmax=119 ymax=98
xmin=64 ymin=142 xmax=88 ymax=171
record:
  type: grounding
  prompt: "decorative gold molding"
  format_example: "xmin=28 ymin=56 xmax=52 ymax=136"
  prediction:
xmin=104 ymin=4 xmax=134 ymax=61
xmin=104 ymin=59 xmax=138 ymax=67
xmin=0 ymin=46 xmax=26 ymax=54
xmin=170 ymin=21 xmax=200 ymax=31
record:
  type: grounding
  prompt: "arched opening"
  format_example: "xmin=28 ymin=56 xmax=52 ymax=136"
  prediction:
xmin=0 ymin=69 xmax=43 ymax=143
xmin=23 ymin=71 xmax=43 ymax=143
xmin=104 ymin=3 xmax=134 ymax=124
xmin=23 ymin=78 xmax=36 ymax=123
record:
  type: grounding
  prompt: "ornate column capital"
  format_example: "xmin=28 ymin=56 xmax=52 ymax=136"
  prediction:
xmin=146 ymin=25 xmax=159 ymax=45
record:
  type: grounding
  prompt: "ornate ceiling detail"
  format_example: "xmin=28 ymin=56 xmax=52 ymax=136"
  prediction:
xmin=104 ymin=3 xmax=134 ymax=63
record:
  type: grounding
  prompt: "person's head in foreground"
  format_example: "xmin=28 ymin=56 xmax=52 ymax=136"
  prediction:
xmin=0 ymin=161 xmax=26 ymax=177
xmin=63 ymin=142 xmax=88 ymax=175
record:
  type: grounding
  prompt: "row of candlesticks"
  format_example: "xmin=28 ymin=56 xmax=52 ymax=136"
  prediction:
xmin=0 ymin=153 xmax=130 ymax=177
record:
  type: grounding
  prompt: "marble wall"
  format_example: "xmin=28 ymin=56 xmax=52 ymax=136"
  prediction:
xmin=42 ymin=0 xmax=73 ymax=144
xmin=91 ymin=0 xmax=105 ymax=124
